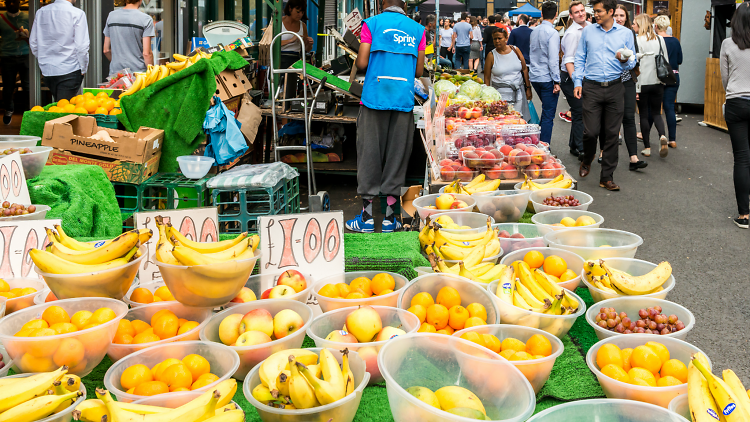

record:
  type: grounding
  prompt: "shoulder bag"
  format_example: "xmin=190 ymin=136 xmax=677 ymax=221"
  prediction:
xmin=655 ymin=36 xmax=677 ymax=85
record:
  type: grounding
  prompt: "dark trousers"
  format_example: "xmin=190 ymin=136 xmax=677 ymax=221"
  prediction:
xmin=622 ymin=79 xmax=638 ymax=157
xmin=531 ymin=81 xmax=559 ymax=145
xmin=581 ymin=80 xmax=624 ymax=183
xmin=45 ymin=70 xmax=83 ymax=102
xmin=637 ymin=84 xmax=666 ymax=149
xmin=663 ymin=74 xmax=680 ymax=142
xmin=724 ymin=98 xmax=750 ymax=216
xmin=1 ymin=55 xmax=29 ymax=111
xmin=560 ymin=71 xmax=583 ymax=153
xmin=356 ymin=106 xmax=414 ymax=199
xmin=454 ymin=45 xmax=470 ymax=69
xmin=440 ymin=46 xmax=454 ymax=64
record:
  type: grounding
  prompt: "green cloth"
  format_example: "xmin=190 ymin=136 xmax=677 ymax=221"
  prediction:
xmin=118 ymin=51 xmax=249 ymax=173
xmin=29 ymin=164 xmax=123 ymax=237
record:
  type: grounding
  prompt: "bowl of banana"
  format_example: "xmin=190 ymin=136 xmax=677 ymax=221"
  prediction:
xmin=0 ymin=369 xmax=86 ymax=422
xmin=580 ymin=258 xmax=675 ymax=303
xmin=420 ymin=218 xmax=504 ymax=278
xmin=499 ymin=247 xmax=585 ymax=292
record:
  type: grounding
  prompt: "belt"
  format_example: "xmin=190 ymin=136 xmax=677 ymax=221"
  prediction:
xmin=583 ymin=77 xmax=622 ymax=87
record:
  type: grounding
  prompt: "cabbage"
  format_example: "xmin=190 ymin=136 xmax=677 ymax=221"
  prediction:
xmin=454 ymin=94 xmax=472 ymax=103
xmin=434 ymin=79 xmax=457 ymax=99
xmin=458 ymin=80 xmax=482 ymax=99
xmin=480 ymin=86 xmax=502 ymax=102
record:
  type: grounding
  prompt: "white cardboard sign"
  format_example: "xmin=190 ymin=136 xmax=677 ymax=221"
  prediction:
xmin=0 ymin=219 xmax=61 ymax=280
xmin=344 ymin=8 xmax=363 ymax=37
xmin=134 ymin=207 xmax=219 ymax=282
xmin=0 ymin=152 xmax=31 ymax=205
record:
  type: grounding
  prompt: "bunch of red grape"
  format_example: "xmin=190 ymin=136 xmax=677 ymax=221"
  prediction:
xmin=485 ymin=100 xmax=511 ymax=117
xmin=594 ymin=306 xmax=686 ymax=335
xmin=542 ymin=195 xmax=580 ymax=207
xmin=1 ymin=148 xmax=32 ymax=156
xmin=445 ymin=104 xmax=461 ymax=117
xmin=0 ymin=202 xmax=37 ymax=217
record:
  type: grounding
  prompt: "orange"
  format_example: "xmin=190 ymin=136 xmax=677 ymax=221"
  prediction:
xmin=177 ymin=321 xmax=200 ymax=335
xmin=0 ymin=292 xmax=17 ymax=299
xmin=63 ymin=104 xmax=77 ymax=113
xmin=417 ymin=322 xmax=437 ymax=333
xmin=182 ymin=354 xmax=211 ymax=380
xmin=22 ymin=319 xmax=49 ymax=330
xmin=447 ymin=305 xmax=470 ymax=330
xmin=499 ymin=349 xmax=516 ymax=360
xmin=134 ymin=381 xmax=169 ymax=396
xmin=131 ymin=319 xmax=151 ymax=335
xmin=52 ymin=338 xmax=85 ymax=367
xmin=114 ymin=100 xmax=120 ymax=107
xmin=57 ymin=99 xmax=70 ymax=108
xmin=425 ymin=304 xmax=449 ymax=330
xmin=318 ymin=284 xmax=340 ymax=298
xmin=481 ymin=334 xmax=501 ymax=353
xmin=523 ymin=251 xmax=545 ymax=269
xmin=410 ymin=292 xmax=435 ymax=309
xmin=30 ymin=106 xmax=45 ymax=112
xmin=114 ymin=333 xmax=134 ymax=344
xmin=109 ymin=108 xmax=122 ymax=115
xmin=630 ymin=345 xmax=662 ymax=375
xmin=116 ymin=320 xmax=136 ymax=337
xmin=465 ymin=303 xmax=487 ymax=322
xmin=601 ymin=363 xmax=630 ymax=383
xmin=509 ymin=351 xmax=534 ymax=361
xmin=150 ymin=310 xmax=175 ymax=327
xmin=558 ymin=269 xmax=578 ymax=282
xmin=20 ymin=287 xmax=37 ymax=296
xmin=176 ymin=317 xmax=187 ymax=327
xmin=0 ymin=279 xmax=8 ymax=291
xmin=133 ymin=331 xmax=161 ymax=344
xmin=103 ymin=99 xmax=116 ymax=111
xmin=70 ymin=96 xmax=81 ymax=105
xmin=96 ymin=92 xmax=110 ymax=99
xmin=526 ymin=334 xmax=552 ymax=357
xmin=191 ymin=373 xmax=219 ymax=390
xmin=19 ymin=353 xmax=56 ymax=373
xmin=657 ymin=375 xmax=683 ymax=387
xmin=370 ymin=273 xmax=395 ymax=295
xmin=83 ymin=99 xmax=99 ymax=113
xmin=130 ymin=288 xmax=154 ymax=304
xmin=152 ymin=296 xmax=163 ymax=302
xmin=621 ymin=348 xmax=634 ymax=372
xmin=10 ymin=288 xmax=23 ymax=296
xmin=542 ymin=255 xmax=567 ymax=277
xmin=26 ymin=328 xmax=60 ymax=358
xmin=631 ymin=378 xmax=652 ymax=387
xmin=94 ymin=107 xmax=108 ymax=115
xmin=42 ymin=306 xmax=71 ymax=326
xmin=645 ymin=341 xmax=670 ymax=365
xmin=596 ymin=344 xmax=623 ymax=369
xmin=407 ymin=305 xmax=427 ymax=324
xmin=154 ymin=286 xmax=175 ymax=301
xmin=349 ymin=277 xmax=372 ymax=297
xmin=160 ymin=363 xmax=193 ymax=391
xmin=501 ymin=337 xmax=526 ymax=353
xmin=345 ymin=292 xmax=367 ymax=299
xmin=436 ymin=286 xmax=461 ymax=310
xmin=89 ymin=307 xmax=117 ymax=325
xmin=15 ymin=328 xmax=36 ymax=337
xmin=336 ymin=283 xmax=351 ymax=298
xmin=660 ymin=359 xmax=688 ymax=383
xmin=50 ymin=322 xmax=78 ymax=335
xmin=74 ymin=107 xmax=89 ymax=114
xmin=378 ymin=289 xmax=394 ymax=295
xmin=152 ymin=313 xmax=179 ymax=339
xmin=171 ymin=387 xmax=191 ymax=392
xmin=82 ymin=92 xmax=95 ymax=99
xmin=460 ymin=331 xmax=484 ymax=346
xmin=628 ymin=367 xmax=657 ymax=386
xmin=436 ymin=326 xmax=454 ymax=335
xmin=463 ymin=317 xmax=485 ymax=328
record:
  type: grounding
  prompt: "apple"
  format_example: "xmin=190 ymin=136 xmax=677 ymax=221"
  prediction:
xmin=218 ymin=313 xmax=244 ymax=345
xmin=357 ymin=346 xmax=381 ymax=379
xmin=277 ymin=270 xmax=307 ymax=293
xmin=375 ymin=326 xmax=406 ymax=342
xmin=260 ymin=288 xmax=273 ymax=300
xmin=326 ymin=330 xmax=359 ymax=343
xmin=268 ymin=284 xmax=296 ymax=299
xmin=450 ymin=200 xmax=469 ymax=209
xmin=235 ymin=330 xmax=273 ymax=347
xmin=435 ymin=194 xmax=456 ymax=210
xmin=273 ymin=309 xmax=305 ymax=339
xmin=239 ymin=309 xmax=274 ymax=337
xmin=231 ymin=287 xmax=257 ymax=303
xmin=345 ymin=306 xmax=383 ymax=343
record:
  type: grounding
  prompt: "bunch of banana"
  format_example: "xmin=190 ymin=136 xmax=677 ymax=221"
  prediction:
xmin=165 ymin=52 xmax=212 ymax=74
xmin=582 ymin=259 xmax=671 ymax=296
xmin=0 ymin=366 xmax=83 ymax=422
xmin=29 ymin=226 xmax=151 ymax=274
xmin=420 ymin=216 xmax=500 ymax=259
xmin=518 ymin=174 xmax=573 ymax=191
xmin=495 ymin=260 xmax=580 ymax=315
xmin=688 ymin=353 xmax=750 ymax=422
xmin=442 ymin=175 xmax=502 ymax=195
xmin=121 ymin=52 xmax=212 ymax=98
xmin=252 ymin=348 xmax=355 ymax=410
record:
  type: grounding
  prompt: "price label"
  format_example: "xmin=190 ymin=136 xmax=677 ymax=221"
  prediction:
xmin=0 ymin=152 xmax=30 ymax=205
xmin=0 ymin=219 xmax=61 ymax=279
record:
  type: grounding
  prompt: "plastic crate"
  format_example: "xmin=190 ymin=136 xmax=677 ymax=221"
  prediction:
xmin=139 ymin=173 xmax=212 ymax=211
xmin=211 ymin=178 xmax=300 ymax=234
xmin=112 ymin=181 xmax=140 ymax=230
xmin=95 ymin=114 xmax=120 ymax=129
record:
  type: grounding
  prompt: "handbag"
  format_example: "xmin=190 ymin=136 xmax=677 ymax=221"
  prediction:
xmin=655 ymin=36 xmax=677 ymax=86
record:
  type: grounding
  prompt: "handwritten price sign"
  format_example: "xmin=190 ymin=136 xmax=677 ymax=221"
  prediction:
xmin=0 ymin=219 xmax=61 ymax=279
xmin=0 ymin=152 xmax=31 ymax=205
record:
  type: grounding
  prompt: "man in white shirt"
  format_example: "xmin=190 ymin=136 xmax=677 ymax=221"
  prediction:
xmin=29 ymin=0 xmax=90 ymax=102
xmin=560 ymin=1 xmax=588 ymax=158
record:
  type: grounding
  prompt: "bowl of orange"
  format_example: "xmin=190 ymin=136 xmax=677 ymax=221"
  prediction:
xmin=0 ymin=278 xmax=46 ymax=314
xmin=312 ymin=271 xmax=409 ymax=313
xmin=499 ymin=247 xmax=584 ymax=291
xmin=0 ymin=298 xmax=128 ymax=376
xmin=107 ymin=302 xmax=214 ymax=362
xmin=124 ymin=281 xmax=178 ymax=307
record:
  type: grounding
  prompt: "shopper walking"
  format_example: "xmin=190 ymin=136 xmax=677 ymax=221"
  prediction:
xmin=483 ymin=16 xmax=498 ymax=62
xmin=560 ymin=1 xmax=588 ymax=158
xmin=508 ymin=14 xmax=532 ymax=64
xmin=529 ymin=2 xmax=561 ymax=146
xmin=468 ymin=17 xmax=483 ymax=72
xmin=0 ymin=0 xmax=29 ymax=125
xmin=655 ymin=15 xmax=682 ymax=149
xmin=453 ymin=13 xmax=472 ymax=69
xmin=720 ymin=1 xmax=750 ymax=229
xmin=574 ymin=0 xmax=636 ymax=191
xmin=103 ymin=0 xmax=155 ymax=75
xmin=348 ymin=0 xmax=425 ymax=233
xmin=484 ymin=29 xmax=531 ymax=120
xmin=439 ymin=19 xmax=454 ymax=65
xmin=29 ymin=0 xmax=90 ymax=102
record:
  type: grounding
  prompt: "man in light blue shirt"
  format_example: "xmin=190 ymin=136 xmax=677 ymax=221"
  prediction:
xmin=529 ymin=2 xmax=560 ymax=146
xmin=573 ymin=0 xmax=636 ymax=192
xmin=453 ymin=13 xmax=472 ymax=69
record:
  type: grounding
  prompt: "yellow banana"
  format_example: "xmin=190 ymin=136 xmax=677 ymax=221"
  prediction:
xmin=137 ymin=228 xmax=153 ymax=245
xmin=561 ymin=291 xmax=580 ymax=311
xmin=54 ymin=224 xmax=104 ymax=251
xmin=516 ymin=261 xmax=554 ymax=302
xmin=49 ymin=230 xmax=139 ymax=265
xmin=544 ymin=296 xmax=563 ymax=315
xmin=436 ymin=257 xmax=460 ymax=275
xmin=202 ymin=409 xmax=245 ymax=422
xmin=120 ymin=74 xmax=144 ymax=97
xmin=465 ymin=174 xmax=485 ymax=188
xmin=478 ymin=263 xmax=506 ymax=283
xmin=168 ymin=226 xmax=247 ymax=253
xmin=155 ymin=220 xmax=180 ymax=265
xmin=173 ymin=53 xmax=188 ymax=61
xmin=723 ymin=370 xmax=750 ymax=420
xmin=166 ymin=60 xmax=187 ymax=71
xmin=297 ymin=361 xmax=345 ymax=405
xmin=458 ymin=262 xmax=485 ymax=283
xmin=515 ymin=278 xmax=549 ymax=309
xmin=438 ymin=244 xmax=474 ymax=261
xmin=534 ymin=269 xmax=564 ymax=297
xmin=512 ymin=290 xmax=547 ymax=313
xmin=0 ymin=389 xmax=81 ymax=422
xmin=31 ymin=246 xmax=137 ymax=274
xmin=73 ymin=400 xmax=171 ymax=422
xmin=172 ymin=242 xmax=255 ymax=267
xmin=494 ymin=266 xmax=515 ymax=303
xmin=288 ymin=356 xmax=320 ymax=409
xmin=259 ymin=349 xmax=319 ymax=395
xmin=201 ymin=238 xmax=253 ymax=261
xmin=600 ymin=260 xmax=672 ymax=295
xmin=689 ymin=353 xmax=726 ymax=422
xmin=483 ymin=236 xmax=501 ymax=258
xmin=434 ymin=221 xmax=492 ymax=243
xmin=461 ymin=243 xmax=486 ymax=268
xmin=0 ymin=367 xmax=67 ymax=413
xmin=251 ymin=384 xmax=275 ymax=404
xmin=691 ymin=358 xmax=746 ymax=422
xmin=466 ymin=262 xmax=495 ymax=276
xmin=341 ymin=349 xmax=355 ymax=397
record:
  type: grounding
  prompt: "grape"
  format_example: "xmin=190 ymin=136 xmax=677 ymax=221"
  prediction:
xmin=615 ymin=324 xmax=624 ymax=333
xmin=634 ymin=327 xmax=645 ymax=333
xmin=0 ymin=203 xmax=37 ymax=217
xmin=660 ymin=327 xmax=671 ymax=335
xmin=619 ymin=312 xmax=627 ymax=319
xmin=607 ymin=311 xmax=617 ymax=320
xmin=599 ymin=312 xmax=608 ymax=322
xmin=598 ymin=320 xmax=608 ymax=329
xmin=656 ymin=323 xmax=665 ymax=331
xmin=624 ymin=329 xmax=633 ymax=334
xmin=649 ymin=308 xmax=658 ymax=318
xmin=636 ymin=320 xmax=646 ymax=328
xmin=645 ymin=328 xmax=653 ymax=334
xmin=607 ymin=319 xmax=616 ymax=328
xmin=0 ymin=147 xmax=31 ymax=156
xmin=1 ymin=201 xmax=8 ymax=208
xmin=675 ymin=321 xmax=685 ymax=330
xmin=638 ymin=309 xmax=648 ymax=318
xmin=0 ymin=361 xmax=4 ymax=370
xmin=668 ymin=314 xmax=678 ymax=324
xmin=622 ymin=317 xmax=631 ymax=327
xmin=542 ymin=194 xmax=581 ymax=207
xmin=654 ymin=306 xmax=662 ymax=313
xmin=648 ymin=321 xmax=657 ymax=330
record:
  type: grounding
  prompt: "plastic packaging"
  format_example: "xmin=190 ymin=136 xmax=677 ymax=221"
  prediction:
xmin=398 ymin=274 xmax=499 ymax=322
xmin=544 ymin=228 xmax=644 ymax=260
xmin=581 ymin=257 xmax=676 ymax=303
xmin=585 ymin=297 xmax=694 ymax=341
xmin=451 ymin=124 xmax=497 ymax=148
xmin=531 ymin=210 xmax=605 ymax=231
xmin=460 ymin=147 xmax=504 ymax=169
xmin=104 ymin=68 xmax=136 ymax=88
xmin=223 ymin=271 xmax=315 ymax=308
xmin=527 ymin=398 xmax=689 ymax=421
xmin=499 ymin=247 xmax=585 ymax=292
xmin=530 ymin=188 xmax=594 ymax=213
xmin=474 ymin=190 xmax=531 ymax=223
xmin=312 ymin=271 xmax=408 ymax=313
xmin=203 ymin=96 xmax=248 ymax=166
xmin=500 ymin=124 xmax=543 ymax=146
xmin=206 ymin=162 xmax=299 ymax=189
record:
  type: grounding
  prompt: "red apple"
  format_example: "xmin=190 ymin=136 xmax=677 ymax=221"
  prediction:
xmin=240 ymin=309 xmax=274 ymax=337
xmin=375 ymin=326 xmax=406 ymax=342
xmin=326 ymin=330 xmax=359 ymax=344
xmin=231 ymin=287 xmax=257 ymax=303
xmin=277 ymin=270 xmax=307 ymax=293
xmin=260 ymin=288 xmax=272 ymax=300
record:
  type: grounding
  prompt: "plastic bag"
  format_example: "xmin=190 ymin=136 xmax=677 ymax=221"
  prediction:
xmin=414 ymin=79 xmax=428 ymax=100
xmin=203 ymin=96 xmax=248 ymax=166
xmin=206 ymin=162 xmax=300 ymax=189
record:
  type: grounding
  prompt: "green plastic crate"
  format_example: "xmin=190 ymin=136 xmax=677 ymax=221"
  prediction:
xmin=211 ymin=178 xmax=300 ymax=234
xmin=140 ymin=173 xmax=212 ymax=211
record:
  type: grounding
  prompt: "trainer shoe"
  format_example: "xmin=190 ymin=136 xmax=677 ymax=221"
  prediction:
xmin=734 ymin=217 xmax=749 ymax=229
xmin=381 ymin=218 xmax=402 ymax=233
xmin=2 ymin=110 xmax=12 ymax=125
xmin=558 ymin=112 xmax=572 ymax=123
xmin=346 ymin=212 xmax=374 ymax=233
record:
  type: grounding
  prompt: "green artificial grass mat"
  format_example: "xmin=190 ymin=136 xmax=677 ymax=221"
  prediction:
xmin=291 ymin=61 xmax=352 ymax=91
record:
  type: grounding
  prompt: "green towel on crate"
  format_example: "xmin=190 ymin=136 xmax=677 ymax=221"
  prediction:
xmin=117 ymin=51 xmax=249 ymax=173
xmin=28 ymin=165 xmax=123 ymax=238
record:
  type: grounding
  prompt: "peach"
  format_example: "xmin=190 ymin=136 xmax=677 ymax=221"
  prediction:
xmin=272 ymin=309 xmax=305 ymax=339
xmin=514 ymin=150 xmax=531 ymax=166
xmin=525 ymin=164 xmax=541 ymax=179
xmin=239 ymin=309 xmax=274 ymax=337
xmin=440 ymin=166 xmax=456 ymax=181
xmin=357 ymin=346 xmax=381 ymax=379
xmin=499 ymin=145 xmax=513 ymax=156
xmin=499 ymin=163 xmax=518 ymax=179
xmin=480 ymin=152 xmax=496 ymax=167
xmin=439 ymin=159 xmax=454 ymax=167
xmin=457 ymin=107 xmax=471 ymax=119
xmin=484 ymin=165 xmax=503 ymax=180
xmin=488 ymin=149 xmax=503 ymax=160
xmin=541 ymin=163 xmax=557 ymax=179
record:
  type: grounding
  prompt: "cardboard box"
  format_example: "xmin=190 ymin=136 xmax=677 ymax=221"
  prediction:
xmin=401 ymin=185 xmax=422 ymax=223
xmin=41 ymin=115 xmax=163 ymax=163
xmin=215 ymin=70 xmax=250 ymax=101
xmin=46 ymin=149 xmax=161 ymax=184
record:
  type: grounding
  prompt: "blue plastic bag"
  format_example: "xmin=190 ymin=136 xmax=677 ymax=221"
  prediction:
xmin=203 ymin=96 xmax=248 ymax=166
xmin=528 ymin=100 xmax=540 ymax=125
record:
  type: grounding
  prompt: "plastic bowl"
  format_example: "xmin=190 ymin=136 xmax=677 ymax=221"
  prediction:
xmin=199 ymin=299 xmax=313 ymax=380
xmin=0 ymin=135 xmax=40 ymax=148
xmin=123 ymin=280 xmax=176 ymax=307
xmin=530 ymin=188 xmax=593 ymax=213
xmin=474 ymin=190 xmax=532 ymax=223
xmin=526 ymin=398 xmax=689 ymax=421
xmin=412 ymin=194 xmax=476 ymax=221
xmin=544 ymin=228 xmax=644 ymax=260
xmin=3 ymin=372 xmax=87 ymax=422
xmin=18 ymin=146 xmax=53 ymax=179
xmin=0 ymin=298 xmax=128 ymax=376
xmin=306 ymin=305 xmax=421 ymax=385
xmin=176 ymin=156 xmax=215 ymax=179
xmin=531 ymin=209 xmax=605 ymax=231
xmin=414 ymin=267 xmax=434 ymax=277
xmin=0 ymin=299 xmax=4 ymax=320
xmin=452 ymin=324 xmax=563 ymax=394
xmin=668 ymin=394 xmax=690 ymax=421
xmin=430 ymin=211 xmax=494 ymax=234
xmin=500 ymin=247 xmax=585 ymax=291
xmin=1 ymin=278 xmax=46 ymax=314
xmin=223 ymin=270 xmax=315 ymax=308
xmin=442 ymin=250 xmax=503 ymax=266
xmin=0 ymin=204 xmax=51 ymax=221
xmin=513 ymin=178 xmax=557 ymax=191
xmin=107 ymin=302 xmax=214 ymax=362
xmin=397 ymin=273 xmax=499 ymax=323
xmin=244 ymin=347 xmax=369 ymax=422
xmin=0 ymin=345 xmax=12 ymax=378
xmin=312 ymin=271 xmax=408 ymax=313
xmin=33 ymin=289 xmax=54 ymax=305
xmin=36 ymin=245 xmax=147 ymax=300
xmin=153 ymin=249 xmax=261 ymax=307
xmin=585 ymin=297 xmax=694 ymax=341
xmin=487 ymin=280 xmax=586 ymax=338
xmin=581 ymin=258 xmax=676 ymax=303
xmin=493 ymin=223 xmax=553 ymax=257
xmin=133 ymin=390 xmax=237 ymax=409
xmin=586 ymin=334 xmax=710 ymax=408
xmin=104 ymin=340 xmax=239 ymax=402
xmin=378 ymin=333 xmax=536 ymax=422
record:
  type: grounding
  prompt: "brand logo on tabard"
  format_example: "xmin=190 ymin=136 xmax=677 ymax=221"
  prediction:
xmin=384 ymin=28 xmax=416 ymax=47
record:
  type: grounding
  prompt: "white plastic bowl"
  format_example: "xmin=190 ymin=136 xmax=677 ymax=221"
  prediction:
xmin=414 ymin=267 xmax=434 ymax=277
xmin=3 ymin=372 xmax=87 ymax=422
xmin=33 ymin=289 xmax=54 ymax=305
xmin=430 ymin=211 xmax=494 ymax=234
xmin=1 ymin=278 xmax=46 ymax=314
xmin=526 ymin=398 xmax=689 ymax=421
xmin=585 ymin=297 xmax=695 ymax=341
xmin=0 ymin=135 xmax=40 ymax=148
xmin=306 ymin=305 xmax=421 ymax=384
xmin=500 ymin=247 xmax=585 ymax=291
xmin=0 ymin=345 xmax=12 ymax=378
xmin=378 ymin=333 xmax=536 ymax=422
xmin=531 ymin=209 xmax=604 ymax=231
xmin=244 ymin=347 xmax=370 ymax=422
xmin=544 ymin=228 xmax=644 ymax=260
xmin=397 ymin=273 xmax=500 ymax=323
xmin=586 ymin=334 xmax=710 ymax=408
xmin=0 ymin=205 xmax=51 ymax=221
xmin=412 ymin=193 xmax=476 ymax=221
xmin=123 ymin=280 xmax=176 ymax=307
xmin=474 ymin=190 xmax=532 ymax=223
xmin=493 ymin=223 xmax=553 ymax=257
xmin=442 ymin=250 xmax=503 ymax=266
xmin=487 ymin=280 xmax=586 ymax=338
xmin=581 ymin=258 xmax=676 ymax=303
xmin=452 ymin=324 xmax=564 ymax=394
xmin=312 ymin=271 xmax=408 ymax=313
xmin=18 ymin=146 xmax=53 ymax=179
xmin=176 ymin=155 xmax=214 ymax=179
xmin=104 ymin=340 xmax=239 ymax=402
xmin=530 ymin=188 xmax=593 ymax=213
xmin=223 ymin=270 xmax=315 ymax=308
xmin=133 ymin=390 xmax=238 ymax=408
xmin=668 ymin=394 xmax=690 ymax=421
xmin=513 ymin=178 xmax=559 ymax=191
xmin=199 ymin=299 xmax=313 ymax=380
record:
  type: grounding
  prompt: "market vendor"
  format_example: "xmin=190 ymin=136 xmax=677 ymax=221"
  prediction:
xmin=345 ymin=0 xmax=425 ymax=233
xmin=279 ymin=0 xmax=314 ymax=69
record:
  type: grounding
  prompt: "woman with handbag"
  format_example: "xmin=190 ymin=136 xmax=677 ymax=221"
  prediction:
xmin=655 ymin=15 xmax=682 ymax=149
xmin=634 ymin=14 xmax=670 ymax=158
xmin=483 ymin=29 xmax=531 ymax=121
